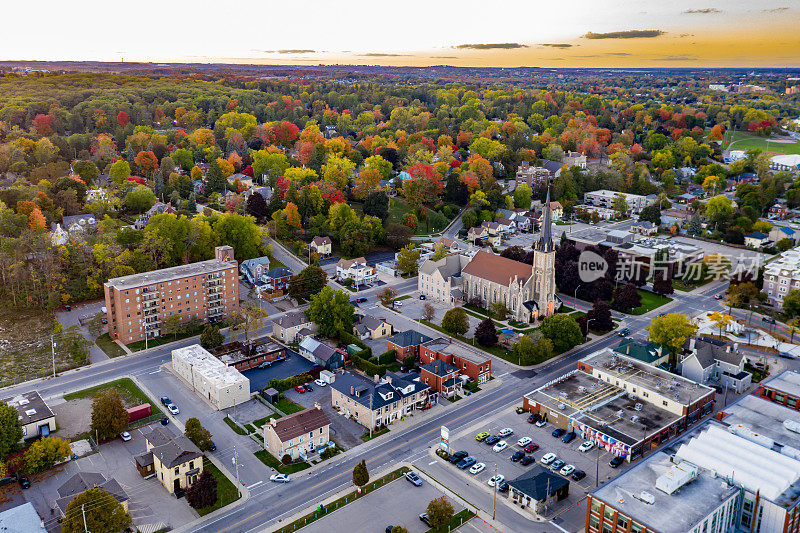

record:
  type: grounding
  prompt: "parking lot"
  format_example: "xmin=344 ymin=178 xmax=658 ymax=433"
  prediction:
xmin=305 ymin=471 xmax=450 ymax=533
xmin=282 ymin=381 xmax=365 ymax=449
xmin=241 ymin=349 xmax=314 ymax=390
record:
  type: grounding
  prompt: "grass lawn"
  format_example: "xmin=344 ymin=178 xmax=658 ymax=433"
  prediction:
xmin=395 ymin=295 xmax=412 ymax=302
xmin=629 ymin=290 xmax=673 ymax=315
xmin=268 ymin=252 xmax=286 ymax=270
xmin=196 ymin=459 xmax=241 ymax=516
xmin=420 ymin=320 xmax=516 ymax=363
xmin=223 ymin=416 xmax=247 ymax=435
xmin=252 ymin=414 xmax=281 ymax=429
xmin=274 ymin=397 xmax=305 ymax=415
xmin=464 ymin=381 xmax=482 ymax=393
xmin=63 ymin=378 xmax=163 ymax=427
xmin=254 ymin=450 xmax=312 ymax=474
xmin=94 ymin=333 xmax=127 ymax=358
xmin=361 ymin=426 xmax=390 ymax=441
xmin=387 ymin=198 xmax=451 ymax=235
xmin=557 ymin=306 xmax=575 ymax=314
xmin=462 ymin=307 xmax=504 ymax=327
xmin=724 ymin=130 xmax=800 ymax=155
xmin=673 ymin=276 xmax=712 ymax=292
xmin=426 ymin=509 xmax=477 ymax=533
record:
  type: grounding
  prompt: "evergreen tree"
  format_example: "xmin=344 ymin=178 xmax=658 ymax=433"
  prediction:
xmin=205 ymin=160 xmax=227 ymax=194
xmin=154 ymin=171 xmax=164 ymax=199
xmin=187 ymin=192 xmax=197 ymax=212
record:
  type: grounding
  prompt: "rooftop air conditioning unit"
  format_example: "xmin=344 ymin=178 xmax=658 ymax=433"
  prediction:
xmin=635 ymin=403 xmax=643 ymax=411
xmin=578 ymin=386 xmax=587 ymax=394
xmin=617 ymin=409 xmax=625 ymax=417
xmin=558 ymin=403 xmax=567 ymax=410
xmin=637 ymin=491 xmax=655 ymax=505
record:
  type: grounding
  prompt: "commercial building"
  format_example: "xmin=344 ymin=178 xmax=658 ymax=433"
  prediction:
xmin=0 ymin=503 xmax=46 ymax=533
xmin=171 ymin=344 xmax=250 ymax=410
xmin=264 ymin=405 xmax=330 ymax=460
xmin=138 ymin=426 xmax=204 ymax=494
xmin=758 ymin=370 xmax=800 ymax=410
xmin=523 ymin=348 xmax=715 ymax=461
xmin=583 ymin=190 xmax=655 ymax=213
xmin=420 ymin=337 xmax=492 ymax=384
xmin=763 ymin=249 xmax=800 ymax=305
xmin=104 ymin=246 xmax=239 ymax=344
xmin=330 ymin=371 xmax=429 ymax=430
xmin=2 ymin=391 xmax=56 ymax=440
xmin=508 ymin=465 xmax=570 ymax=517
xmin=208 ymin=337 xmax=286 ymax=371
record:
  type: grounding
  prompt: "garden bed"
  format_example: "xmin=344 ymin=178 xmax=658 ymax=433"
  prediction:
xmin=196 ymin=459 xmax=240 ymax=516
xmin=254 ymin=450 xmax=311 ymax=474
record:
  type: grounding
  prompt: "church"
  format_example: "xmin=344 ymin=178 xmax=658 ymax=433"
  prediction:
xmin=461 ymin=189 xmax=560 ymax=322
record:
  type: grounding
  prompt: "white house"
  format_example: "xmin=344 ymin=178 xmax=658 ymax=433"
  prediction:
xmin=336 ymin=257 xmax=377 ymax=286
xmin=744 ymin=231 xmax=770 ymax=248
xmin=680 ymin=337 xmax=751 ymax=393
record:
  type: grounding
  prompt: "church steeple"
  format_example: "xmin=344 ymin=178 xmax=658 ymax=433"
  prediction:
xmin=536 ymin=184 xmax=555 ymax=252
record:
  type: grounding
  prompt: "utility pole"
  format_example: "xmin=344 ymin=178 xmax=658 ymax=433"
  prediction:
xmin=492 ymin=463 xmax=498 ymax=520
xmin=595 ymin=445 xmax=600 ymax=488
xmin=232 ymin=447 xmax=240 ymax=496
xmin=82 ymin=504 xmax=88 ymax=533
xmin=51 ymin=334 xmax=56 ymax=378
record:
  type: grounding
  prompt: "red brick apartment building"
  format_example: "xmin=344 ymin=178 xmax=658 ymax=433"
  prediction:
xmin=104 ymin=246 xmax=239 ymax=344
xmin=758 ymin=370 xmax=800 ymax=410
xmin=419 ymin=338 xmax=491 ymax=384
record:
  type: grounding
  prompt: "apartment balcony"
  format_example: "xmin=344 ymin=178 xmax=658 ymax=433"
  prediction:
xmin=208 ymin=294 xmax=223 ymax=302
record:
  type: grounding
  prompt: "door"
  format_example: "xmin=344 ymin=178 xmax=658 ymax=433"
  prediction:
xmin=174 ymin=478 xmax=181 ymax=492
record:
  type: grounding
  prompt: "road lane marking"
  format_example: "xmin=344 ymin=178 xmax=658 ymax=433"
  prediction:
xmin=428 ymin=461 xmax=436 ymax=465
xmin=549 ymin=520 xmax=571 ymax=533
xmin=219 ymin=511 xmax=264 ymax=533
xmin=247 ymin=481 xmax=263 ymax=489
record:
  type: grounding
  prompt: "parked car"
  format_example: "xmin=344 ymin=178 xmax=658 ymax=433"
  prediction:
xmin=498 ymin=428 xmax=514 ymax=437
xmin=550 ymin=459 xmax=565 ymax=471
xmin=160 ymin=396 xmax=171 ymax=406
xmin=120 ymin=431 xmax=131 ymax=442
xmin=0 ymin=476 xmax=14 ymax=487
xmin=419 ymin=513 xmax=431 ymax=527
xmin=559 ymin=464 xmax=575 ymax=476
xmin=419 ymin=295 xmax=426 ymax=300
xmin=497 ymin=481 xmax=510 ymax=493
xmin=714 ymin=294 xmax=724 ymax=300
xmin=540 ymin=453 xmax=557 ymax=465
xmin=305 ymin=385 xmax=314 ymax=392
xmin=562 ymin=431 xmax=576 ymax=444
xmin=493 ymin=441 xmax=508 ymax=452
xmin=762 ymin=316 xmax=777 ymax=324
xmin=167 ymin=403 xmax=180 ymax=415
xmin=618 ymin=328 xmax=630 ymax=337
xmin=314 ymin=379 xmax=327 ymax=387
xmin=527 ymin=414 xmax=538 ymax=424
xmin=63 ymin=304 xmax=72 ymax=311
xmin=572 ymin=469 xmax=587 ymax=481
xmin=469 ymin=462 xmax=486 ymax=474
xmin=405 ymin=472 xmax=423 ymax=486
xmin=101 ymin=317 xmax=107 ymax=324
xmin=515 ymin=406 xmax=525 ymax=414
xmin=356 ymin=297 xmax=368 ymax=303
xmin=395 ymin=301 xmax=403 ymax=307
xmin=17 ymin=475 xmax=30 ymax=489
xmin=160 ymin=417 xmax=169 ymax=425
xmin=552 ymin=428 xmax=566 ymax=438
xmin=517 ymin=437 xmax=532 ymax=447
xmin=485 ymin=435 xmax=501 ymax=445
xmin=270 ymin=474 xmax=291 ymax=483
xmin=520 ymin=456 xmax=535 ymax=466
xmin=609 ymin=456 xmax=625 ymax=468
xmin=578 ymin=441 xmax=594 ymax=453
xmin=209 ymin=441 xmax=217 ymax=452
xmin=448 ymin=451 xmax=469 ymax=464
xmin=524 ymin=443 xmax=539 ymax=453
xmin=294 ymin=385 xmax=306 ymax=393
xmin=510 ymin=451 xmax=525 ymax=462
xmin=487 ymin=474 xmax=505 ymax=487
xmin=535 ymin=420 xmax=547 ymax=428
xmin=456 ymin=457 xmax=476 ymax=469
xmin=476 ymin=432 xmax=490 ymax=441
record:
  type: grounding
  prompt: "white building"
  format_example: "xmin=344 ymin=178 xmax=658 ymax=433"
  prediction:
xmin=336 ymin=257 xmax=377 ymax=286
xmin=563 ymin=151 xmax=587 ymax=169
xmin=171 ymin=345 xmax=250 ymax=410
xmin=763 ymin=249 xmax=800 ymax=305
xmin=583 ymin=190 xmax=655 ymax=213
xmin=770 ymin=154 xmax=800 ymax=172
xmin=418 ymin=253 xmax=472 ymax=303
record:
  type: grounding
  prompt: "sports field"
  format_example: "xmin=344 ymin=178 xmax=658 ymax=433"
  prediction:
xmin=723 ymin=130 xmax=800 ymax=155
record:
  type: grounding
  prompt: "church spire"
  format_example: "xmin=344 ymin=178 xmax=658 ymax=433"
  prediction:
xmin=536 ymin=183 xmax=555 ymax=252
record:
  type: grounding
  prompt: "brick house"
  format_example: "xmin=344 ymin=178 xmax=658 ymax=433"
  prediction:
xmin=420 ymin=360 xmax=462 ymax=398
xmin=387 ymin=330 xmax=432 ymax=361
xmin=264 ymin=267 xmax=295 ymax=291
xmin=419 ymin=338 xmax=492 ymax=384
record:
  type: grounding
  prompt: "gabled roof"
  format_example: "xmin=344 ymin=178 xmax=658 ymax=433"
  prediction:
xmin=745 ymin=231 xmax=768 ymax=239
xmin=299 ymin=337 xmax=339 ymax=362
xmin=462 ymin=250 xmax=531 ymax=287
xmin=267 ymin=406 xmax=330 ymax=443
xmin=360 ymin=315 xmax=389 ymax=332
xmin=330 ymin=371 xmax=429 ymax=411
xmin=387 ymin=330 xmax=432 ymax=348
xmin=151 ymin=434 xmax=203 ymax=469
xmin=540 ymin=160 xmax=565 ymax=175
xmin=337 ymin=257 xmax=367 ymax=269
xmin=240 ymin=256 xmax=270 ymax=270
xmin=56 ymin=472 xmax=129 ymax=512
xmin=507 ymin=465 xmax=569 ymax=501
xmin=311 ymin=236 xmax=332 ymax=246
xmin=273 ymin=311 xmax=311 ymax=329
xmin=683 ymin=337 xmax=744 ymax=368
xmin=267 ymin=267 xmax=294 ymax=278
xmin=421 ymin=360 xmax=459 ymax=377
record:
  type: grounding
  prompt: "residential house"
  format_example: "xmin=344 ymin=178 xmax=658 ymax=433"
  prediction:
xmin=677 ymin=192 xmax=697 ymax=204
xmin=264 ymin=405 xmax=330 ymax=460
xmin=330 ymin=371 xmax=430 ymax=429
xmin=420 ymin=337 xmax=492 ymax=384
xmin=680 ymin=337 xmax=751 ymax=393
xmin=387 ymin=330 xmax=432 ymax=361
xmin=336 ymin=257 xmax=377 ymax=286
xmin=310 ymin=236 xmax=332 ymax=257
xmin=540 ymin=159 xmax=566 ymax=179
xmin=629 ymin=220 xmax=657 ymax=236
xmin=56 ymin=473 xmax=129 ymax=516
xmin=420 ymin=360 xmax=462 ymax=398
xmin=0 ymin=502 xmax=46 ymax=533
xmin=563 ymin=151 xmax=587 ymax=169
xmin=417 ymin=253 xmax=472 ymax=303
xmin=769 ymin=225 xmax=798 ymax=245
xmin=134 ymin=201 xmax=175 ymax=229
xmin=495 ymin=217 xmax=515 ymax=233
xmin=138 ymin=426 xmax=204 ymax=494
xmin=51 ymin=212 xmax=98 ymax=245
xmin=239 ymin=256 xmax=271 ymax=284
xmin=86 ymin=187 xmax=111 ymax=203
xmin=769 ymin=203 xmax=790 ymax=220
xmin=744 ymin=231 xmax=770 ymax=248
xmin=435 ymin=237 xmax=463 ymax=254
xmin=298 ymin=336 xmax=345 ymax=370
xmin=263 ymin=267 xmax=295 ymax=291
xmin=467 ymin=225 xmax=492 ymax=246
xmin=2 ymin=391 xmax=56 ymax=441
xmin=272 ymin=311 xmax=313 ymax=343
xmin=355 ymin=315 xmax=393 ymax=340
xmin=510 ymin=210 xmax=531 ymax=232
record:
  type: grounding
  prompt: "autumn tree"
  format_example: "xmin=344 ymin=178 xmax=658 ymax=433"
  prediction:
xmin=23 ymin=436 xmax=71 ymax=473
xmin=426 ymin=496 xmax=455 ymax=528
xmin=185 ymin=417 xmax=214 ymax=451
xmin=612 ymin=283 xmax=642 ymax=312
xmin=378 ymin=287 xmax=398 ymax=306
xmin=61 ymin=488 xmax=131 ymax=533
xmin=90 ymin=389 xmax=129 ymax=441
xmin=288 ymin=265 xmax=327 ymax=300
xmin=586 ymin=299 xmax=613 ymax=332
xmin=187 ymin=470 xmax=218 ymax=509
xmin=134 ymin=150 xmax=159 ymax=178
xmin=441 ymin=307 xmax=468 ymax=336
xmin=646 ymin=313 xmax=698 ymax=369
xmin=423 ymin=303 xmax=435 ymax=321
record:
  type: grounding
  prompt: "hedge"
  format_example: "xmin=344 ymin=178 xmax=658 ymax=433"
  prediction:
xmin=265 ymin=372 xmax=313 ymax=393
xmin=339 ymin=330 xmax=368 ymax=350
xmin=378 ymin=349 xmax=397 ymax=365
xmin=403 ymin=353 xmax=416 ymax=368
xmin=351 ymin=353 xmax=386 ymax=377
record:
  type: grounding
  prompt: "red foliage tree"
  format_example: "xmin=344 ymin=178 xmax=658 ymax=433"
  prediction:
xmin=116 ymin=110 xmax=130 ymax=128
xmin=33 ymin=114 xmax=54 ymax=136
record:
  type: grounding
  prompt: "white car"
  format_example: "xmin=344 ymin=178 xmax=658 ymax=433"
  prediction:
xmin=395 ymin=300 xmax=403 ymax=307
xmin=469 ymin=462 xmax=486 ymax=474
xmin=535 ymin=420 xmax=547 ymax=428
xmin=120 ymin=431 xmax=131 ymax=442
xmin=314 ymin=379 xmax=327 ymax=387
xmin=167 ymin=404 xmax=180 ymax=415
xmin=270 ymin=474 xmax=291 ymax=483
xmin=487 ymin=474 xmax=505 ymax=487
xmin=498 ymin=428 xmax=514 ymax=437
xmin=540 ymin=452 xmax=557 ymax=465
xmin=493 ymin=440 xmax=508 ymax=452
xmin=560 ymin=464 xmax=575 ymax=476
xmin=578 ymin=441 xmax=594 ymax=453
xmin=517 ymin=437 xmax=532 ymax=447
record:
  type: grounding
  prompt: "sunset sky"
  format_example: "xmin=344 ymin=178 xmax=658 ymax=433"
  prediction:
xmin=5 ymin=0 xmax=799 ymax=67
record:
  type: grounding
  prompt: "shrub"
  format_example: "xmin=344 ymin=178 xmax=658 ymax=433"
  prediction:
xmin=378 ymin=349 xmax=397 ymax=365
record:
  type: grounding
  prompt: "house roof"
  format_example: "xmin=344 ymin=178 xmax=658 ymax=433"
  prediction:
xmin=2 ymin=391 xmax=54 ymax=426
xmin=387 ymin=330 xmax=432 ymax=348
xmin=300 ymin=337 xmax=340 ymax=362
xmin=745 ymin=231 xmax=768 ymax=239
xmin=267 ymin=267 xmax=294 ymax=278
xmin=614 ymin=338 xmax=664 ymax=364
xmin=311 ymin=236 xmax=332 ymax=247
xmin=144 ymin=426 xmax=202 ymax=468
xmin=683 ymin=337 xmax=744 ymax=368
xmin=507 ymin=465 xmax=569 ymax=501
xmin=56 ymin=472 xmax=129 ymax=512
xmin=462 ymin=250 xmax=531 ymax=287
xmin=240 ymin=256 xmax=270 ymax=271
xmin=495 ymin=217 xmax=513 ymax=226
xmin=273 ymin=311 xmax=310 ymax=330
xmin=268 ymin=406 xmax=330 ymax=443
xmin=0 ymin=502 xmax=45 ymax=533
xmin=421 ymin=360 xmax=459 ymax=377
xmin=330 ymin=371 xmax=429 ymax=412
xmin=337 ymin=257 xmax=367 ymax=269
xmin=62 ymin=213 xmax=96 ymax=228
xmin=360 ymin=315 xmax=388 ymax=332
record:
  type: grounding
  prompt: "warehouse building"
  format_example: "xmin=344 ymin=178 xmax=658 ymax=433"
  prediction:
xmin=171 ymin=344 xmax=250 ymax=410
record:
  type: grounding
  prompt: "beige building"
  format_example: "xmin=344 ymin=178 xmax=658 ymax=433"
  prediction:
xmin=418 ymin=254 xmax=472 ymax=303
xmin=104 ymin=246 xmax=239 ymax=344
xmin=764 ymin=249 xmax=800 ymax=305
xmin=138 ymin=427 xmax=204 ymax=494
xmin=355 ymin=315 xmax=393 ymax=340
xmin=310 ymin=236 xmax=332 ymax=256
xmin=272 ymin=311 xmax=313 ymax=343
xmin=2 ymin=391 xmax=56 ymax=441
xmin=330 ymin=372 xmax=430 ymax=430
xmin=264 ymin=405 xmax=330 ymax=460
xmin=171 ymin=344 xmax=251 ymax=410
xmin=563 ymin=151 xmax=587 ymax=169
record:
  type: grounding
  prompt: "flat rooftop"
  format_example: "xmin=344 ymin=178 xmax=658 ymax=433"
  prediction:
xmin=525 ymin=369 xmax=681 ymax=446
xmin=592 ymin=451 xmax=740 ymax=533
xmin=720 ymin=394 xmax=800 ymax=455
xmin=172 ymin=344 xmax=248 ymax=387
xmin=210 ymin=338 xmax=284 ymax=365
xmin=423 ymin=338 xmax=489 ymax=364
xmin=105 ymin=258 xmax=235 ymax=291
xmin=761 ymin=370 xmax=800 ymax=397
xmin=585 ymin=349 xmax=714 ymax=405
xmin=2 ymin=391 xmax=54 ymax=425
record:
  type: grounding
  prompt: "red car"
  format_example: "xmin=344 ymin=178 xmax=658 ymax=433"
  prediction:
xmin=524 ymin=443 xmax=539 ymax=453
xmin=294 ymin=385 xmax=306 ymax=393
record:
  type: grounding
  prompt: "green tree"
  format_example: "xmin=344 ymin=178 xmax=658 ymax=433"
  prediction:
xmin=124 ymin=185 xmax=157 ymax=213
xmin=491 ymin=301 xmax=509 ymax=320
xmin=539 ymin=314 xmax=583 ymax=353
xmin=612 ymin=194 xmax=629 ymax=217
xmin=185 ymin=417 xmax=214 ymax=451
xmin=784 ymin=290 xmax=800 ymax=317
xmin=705 ymin=196 xmax=734 ymax=228
xmin=61 ymin=488 xmax=131 ymax=533
xmin=288 ymin=265 xmax=328 ymax=300
xmin=212 ymin=213 xmax=263 ymax=260
xmin=646 ymin=313 xmax=698 ymax=369
xmin=513 ymin=182 xmax=533 ymax=209
xmin=163 ymin=314 xmax=182 ymax=340
xmin=0 ymin=403 xmax=23 ymax=458
xmin=364 ymin=154 xmax=392 ymax=179
xmin=205 ymin=159 xmax=227 ymax=193
xmin=73 ymin=160 xmax=98 ymax=184
xmin=23 ymin=436 xmax=71 ymax=473
xmin=377 ymin=287 xmax=398 ymax=306
xmin=306 ymin=286 xmax=355 ymax=337
xmin=441 ymin=307 xmax=469 ymax=336
xmin=426 ymin=496 xmax=455 ymax=528
xmin=363 ymin=190 xmax=389 ymax=221
xmin=352 ymin=459 xmax=369 ymax=488
xmin=396 ymin=244 xmax=421 ymax=275
xmin=109 ymin=160 xmax=131 ymax=183
xmin=200 ymin=324 xmax=224 ymax=349
xmin=187 ymin=470 xmax=218 ymax=510
xmin=90 ymin=389 xmax=129 ymax=442
xmin=513 ymin=335 xmax=554 ymax=365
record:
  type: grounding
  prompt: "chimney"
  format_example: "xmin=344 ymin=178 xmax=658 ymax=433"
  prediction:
xmin=385 ymin=375 xmax=392 ymax=384
xmin=270 ymin=418 xmax=278 ymax=428
xmin=350 ymin=386 xmax=355 ymax=396
xmin=374 ymin=374 xmax=380 ymax=383
xmin=448 ymin=337 xmax=452 ymax=344
xmin=689 ymin=338 xmax=696 ymax=351
xmin=734 ymin=343 xmax=739 ymax=352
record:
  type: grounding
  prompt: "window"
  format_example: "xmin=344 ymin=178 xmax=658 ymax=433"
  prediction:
xmin=603 ymin=507 xmax=614 ymax=521
xmin=174 ymin=467 xmax=180 ymax=475
xmin=189 ymin=461 xmax=194 ymax=469
xmin=589 ymin=515 xmax=600 ymax=530
xmin=617 ymin=514 xmax=629 ymax=529
xmin=630 ymin=522 xmax=643 ymax=533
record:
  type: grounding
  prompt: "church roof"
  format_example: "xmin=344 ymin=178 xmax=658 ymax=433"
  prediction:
xmin=462 ymin=251 xmax=531 ymax=287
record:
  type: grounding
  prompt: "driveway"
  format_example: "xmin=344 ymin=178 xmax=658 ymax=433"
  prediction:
xmin=242 ymin=349 xmax=315 ymax=390
xmin=55 ymin=300 xmax=108 ymax=364
xmin=283 ymin=384 xmax=364 ymax=450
